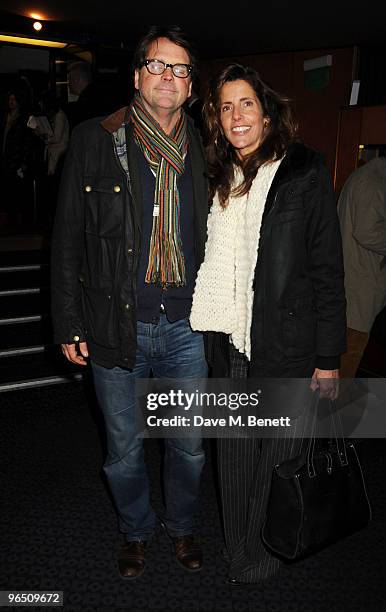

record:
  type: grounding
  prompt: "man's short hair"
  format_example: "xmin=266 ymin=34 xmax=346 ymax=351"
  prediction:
xmin=68 ymin=61 xmax=92 ymax=83
xmin=132 ymin=26 xmax=197 ymax=79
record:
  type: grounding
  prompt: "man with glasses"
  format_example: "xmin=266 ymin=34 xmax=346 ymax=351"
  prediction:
xmin=51 ymin=26 xmax=208 ymax=579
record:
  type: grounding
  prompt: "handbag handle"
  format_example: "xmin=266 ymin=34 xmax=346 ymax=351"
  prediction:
xmin=302 ymin=393 xmax=348 ymax=478
xmin=298 ymin=389 xmax=319 ymax=478
xmin=329 ymin=403 xmax=349 ymax=466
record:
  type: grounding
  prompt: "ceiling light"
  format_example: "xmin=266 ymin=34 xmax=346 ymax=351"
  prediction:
xmin=0 ymin=34 xmax=67 ymax=48
xmin=33 ymin=21 xmax=43 ymax=32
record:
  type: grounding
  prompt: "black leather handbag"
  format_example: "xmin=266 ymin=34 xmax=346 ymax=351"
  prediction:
xmin=261 ymin=395 xmax=372 ymax=562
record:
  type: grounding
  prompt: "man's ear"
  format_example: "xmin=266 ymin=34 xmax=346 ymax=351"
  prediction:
xmin=134 ymin=69 xmax=140 ymax=91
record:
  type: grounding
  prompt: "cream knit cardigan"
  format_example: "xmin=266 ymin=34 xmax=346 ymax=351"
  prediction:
xmin=190 ymin=159 xmax=282 ymax=359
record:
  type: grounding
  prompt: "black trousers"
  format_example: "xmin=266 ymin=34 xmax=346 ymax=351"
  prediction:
xmin=217 ymin=344 xmax=303 ymax=582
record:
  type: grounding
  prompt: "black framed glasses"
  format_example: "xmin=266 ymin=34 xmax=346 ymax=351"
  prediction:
xmin=142 ymin=59 xmax=193 ymax=78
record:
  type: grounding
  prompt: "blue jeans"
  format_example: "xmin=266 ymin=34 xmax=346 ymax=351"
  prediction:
xmin=91 ymin=315 xmax=207 ymax=540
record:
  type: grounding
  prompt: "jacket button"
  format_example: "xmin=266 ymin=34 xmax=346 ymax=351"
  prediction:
xmin=84 ymin=185 xmax=92 ymax=192
xmin=73 ymin=335 xmax=80 ymax=342
xmin=113 ymin=185 xmax=121 ymax=193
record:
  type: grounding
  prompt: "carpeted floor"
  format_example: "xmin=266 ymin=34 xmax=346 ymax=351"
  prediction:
xmin=1 ymin=381 xmax=385 ymax=612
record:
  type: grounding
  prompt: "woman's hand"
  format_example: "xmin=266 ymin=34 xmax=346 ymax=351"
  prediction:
xmin=310 ymin=368 xmax=339 ymax=400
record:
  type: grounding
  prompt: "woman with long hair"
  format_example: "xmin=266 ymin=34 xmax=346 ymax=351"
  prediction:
xmin=190 ymin=64 xmax=346 ymax=585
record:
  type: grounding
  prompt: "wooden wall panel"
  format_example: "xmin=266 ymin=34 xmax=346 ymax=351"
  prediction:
xmin=360 ymin=105 xmax=386 ymax=143
xmin=290 ymin=48 xmax=355 ymax=175
xmin=199 ymin=52 xmax=294 ymax=95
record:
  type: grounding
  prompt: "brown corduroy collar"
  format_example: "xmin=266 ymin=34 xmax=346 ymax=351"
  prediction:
xmin=100 ymin=106 xmax=129 ymax=134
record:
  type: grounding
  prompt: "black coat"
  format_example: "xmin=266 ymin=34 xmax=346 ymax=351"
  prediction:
xmin=51 ymin=107 xmax=209 ymax=368
xmin=65 ymin=83 xmax=113 ymax=131
xmin=0 ymin=112 xmax=31 ymax=174
xmin=207 ymin=143 xmax=347 ymax=378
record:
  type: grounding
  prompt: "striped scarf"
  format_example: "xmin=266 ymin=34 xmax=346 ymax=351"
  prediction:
xmin=130 ymin=93 xmax=188 ymax=287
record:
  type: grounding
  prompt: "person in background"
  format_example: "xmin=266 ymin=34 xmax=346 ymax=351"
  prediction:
xmin=337 ymin=153 xmax=386 ymax=378
xmin=0 ymin=90 xmax=32 ymax=228
xmin=28 ymin=90 xmax=70 ymax=229
xmin=190 ymin=63 xmax=346 ymax=585
xmin=51 ymin=26 xmax=208 ymax=580
xmin=185 ymin=86 xmax=204 ymax=132
xmin=38 ymin=90 xmax=70 ymax=177
xmin=67 ymin=61 xmax=109 ymax=129
xmin=67 ymin=61 xmax=93 ymax=99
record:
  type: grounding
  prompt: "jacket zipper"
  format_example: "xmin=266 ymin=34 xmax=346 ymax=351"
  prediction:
xmin=252 ymin=190 xmax=279 ymax=373
xmin=265 ymin=191 xmax=279 ymax=220
xmin=111 ymin=132 xmax=141 ymax=317
xmin=112 ymin=133 xmax=132 ymax=192
xmin=111 ymin=134 xmax=138 ymax=318
xmin=256 ymin=191 xmax=279 ymax=256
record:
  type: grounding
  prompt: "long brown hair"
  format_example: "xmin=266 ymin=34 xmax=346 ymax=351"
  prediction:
xmin=203 ymin=63 xmax=298 ymax=207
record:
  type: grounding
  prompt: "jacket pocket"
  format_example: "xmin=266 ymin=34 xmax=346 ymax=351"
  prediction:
xmin=281 ymin=296 xmax=316 ymax=360
xmin=82 ymin=285 xmax=119 ymax=348
xmin=273 ymin=208 xmax=303 ymax=225
xmin=83 ymin=177 xmax=123 ymax=238
xmin=273 ymin=176 xmax=318 ymax=225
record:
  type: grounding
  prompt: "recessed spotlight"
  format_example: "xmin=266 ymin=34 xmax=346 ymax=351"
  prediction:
xmin=33 ymin=21 xmax=43 ymax=31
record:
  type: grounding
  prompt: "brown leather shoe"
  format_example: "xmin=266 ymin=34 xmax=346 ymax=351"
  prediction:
xmin=118 ymin=540 xmax=147 ymax=579
xmin=172 ymin=535 xmax=203 ymax=572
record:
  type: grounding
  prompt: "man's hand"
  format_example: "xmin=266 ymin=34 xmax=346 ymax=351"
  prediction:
xmin=61 ymin=342 xmax=89 ymax=366
xmin=310 ymin=368 xmax=339 ymax=400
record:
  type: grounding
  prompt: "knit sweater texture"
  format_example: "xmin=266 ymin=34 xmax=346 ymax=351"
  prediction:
xmin=190 ymin=158 xmax=282 ymax=359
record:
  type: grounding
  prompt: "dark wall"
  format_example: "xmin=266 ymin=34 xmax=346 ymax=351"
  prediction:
xmin=358 ymin=45 xmax=386 ymax=106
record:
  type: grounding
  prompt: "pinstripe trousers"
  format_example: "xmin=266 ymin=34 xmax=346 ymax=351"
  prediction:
xmin=217 ymin=344 xmax=303 ymax=583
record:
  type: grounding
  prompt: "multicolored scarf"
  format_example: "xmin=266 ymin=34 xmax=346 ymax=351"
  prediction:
xmin=130 ymin=93 xmax=188 ymax=287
